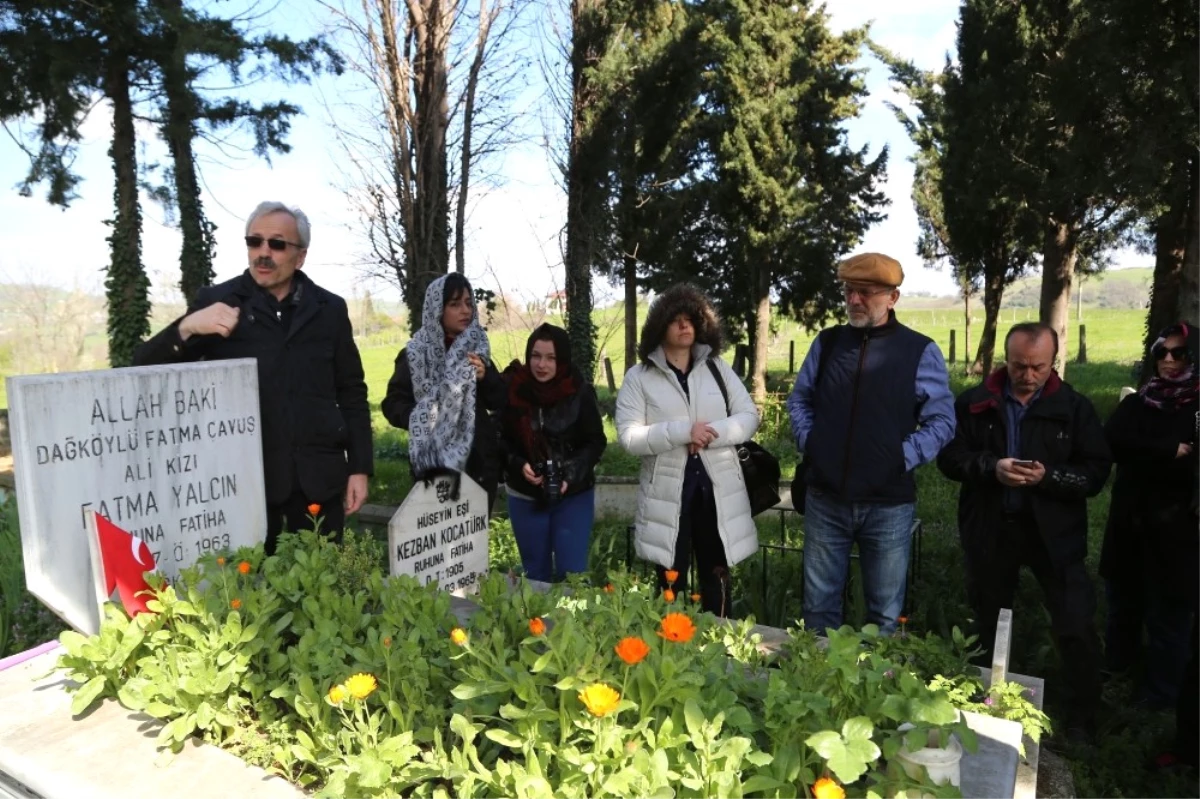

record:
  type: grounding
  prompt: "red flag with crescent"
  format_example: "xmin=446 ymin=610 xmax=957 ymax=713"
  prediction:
xmin=94 ymin=513 xmax=157 ymax=616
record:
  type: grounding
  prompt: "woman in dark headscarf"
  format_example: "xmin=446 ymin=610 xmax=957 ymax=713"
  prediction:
xmin=1100 ymin=321 xmax=1199 ymax=711
xmin=499 ymin=324 xmax=606 ymax=582
xmin=382 ymin=274 xmax=507 ymax=509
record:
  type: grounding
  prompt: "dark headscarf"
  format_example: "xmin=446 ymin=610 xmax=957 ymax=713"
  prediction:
xmin=1140 ymin=321 xmax=1199 ymax=411
xmin=505 ymin=324 xmax=581 ymax=460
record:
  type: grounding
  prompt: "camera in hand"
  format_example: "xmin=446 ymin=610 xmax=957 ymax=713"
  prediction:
xmin=535 ymin=459 xmax=563 ymax=506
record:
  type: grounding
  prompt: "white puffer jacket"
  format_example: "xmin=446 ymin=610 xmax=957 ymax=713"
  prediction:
xmin=615 ymin=344 xmax=761 ymax=569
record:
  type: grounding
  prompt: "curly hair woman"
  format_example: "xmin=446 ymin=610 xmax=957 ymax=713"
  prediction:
xmin=614 ymin=284 xmax=761 ymax=616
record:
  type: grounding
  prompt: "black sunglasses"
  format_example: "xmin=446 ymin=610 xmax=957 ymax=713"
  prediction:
xmin=1153 ymin=345 xmax=1190 ymax=361
xmin=244 ymin=235 xmax=303 ymax=251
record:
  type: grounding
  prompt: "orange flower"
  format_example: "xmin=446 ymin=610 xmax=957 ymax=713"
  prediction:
xmin=604 ymin=583 xmax=614 ymax=593
xmin=529 ymin=617 xmax=546 ymax=636
xmin=658 ymin=612 xmax=696 ymax=643
xmin=237 ymin=560 xmax=251 ymax=575
xmin=614 ymin=636 xmax=650 ymax=665
xmin=812 ymin=776 xmax=846 ymax=799
xmin=230 ymin=598 xmax=242 ymax=610
xmin=382 ymin=636 xmax=392 ymax=649
xmin=450 ymin=628 xmax=468 ymax=646
xmin=897 ymin=615 xmax=909 ymax=625
xmin=307 ymin=503 xmax=321 ymax=515
xmin=663 ymin=589 xmax=676 ymax=602
xmin=216 ymin=556 xmax=226 ymax=566
xmin=690 ymin=592 xmax=701 ymax=602
xmin=664 ymin=569 xmax=679 ymax=586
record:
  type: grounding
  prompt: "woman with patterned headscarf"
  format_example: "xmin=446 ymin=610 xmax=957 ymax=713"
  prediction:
xmin=382 ymin=274 xmax=507 ymax=510
xmin=1100 ymin=321 xmax=1199 ymax=714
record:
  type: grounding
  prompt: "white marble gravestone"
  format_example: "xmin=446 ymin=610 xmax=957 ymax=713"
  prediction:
xmin=389 ymin=474 xmax=489 ymax=595
xmin=6 ymin=360 xmax=267 ymax=634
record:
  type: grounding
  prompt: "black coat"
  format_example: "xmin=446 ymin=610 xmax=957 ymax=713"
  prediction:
xmin=937 ymin=369 xmax=1112 ymax=568
xmin=1099 ymin=394 xmax=1199 ymax=597
xmin=499 ymin=378 xmax=607 ymax=503
xmin=132 ymin=270 xmax=373 ymax=505
xmin=380 ymin=350 xmax=507 ymax=494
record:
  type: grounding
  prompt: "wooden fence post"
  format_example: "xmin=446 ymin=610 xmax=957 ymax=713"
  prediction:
xmin=1077 ymin=324 xmax=1087 ymax=364
xmin=789 ymin=340 xmax=796 ymax=374
xmin=949 ymin=330 xmax=956 ymax=365
xmin=603 ymin=357 xmax=616 ymax=392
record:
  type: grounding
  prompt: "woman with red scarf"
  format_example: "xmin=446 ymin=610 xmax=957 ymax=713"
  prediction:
xmin=500 ymin=324 xmax=606 ymax=582
xmin=1101 ymin=321 xmax=1199 ymax=717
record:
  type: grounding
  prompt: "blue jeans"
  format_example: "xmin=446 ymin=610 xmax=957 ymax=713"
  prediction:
xmin=802 ymin=488 xmax=914 ymax=635
xmin=508 ymin=488 xmax=595 ymax=583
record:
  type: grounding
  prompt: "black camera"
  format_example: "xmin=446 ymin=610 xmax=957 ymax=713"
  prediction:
xmin=535 ymin=459 xmax=563 ymax=506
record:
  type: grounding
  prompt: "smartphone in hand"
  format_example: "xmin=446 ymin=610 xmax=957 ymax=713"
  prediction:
xmin=1012 ymin=459 xmax=1037 ymax=467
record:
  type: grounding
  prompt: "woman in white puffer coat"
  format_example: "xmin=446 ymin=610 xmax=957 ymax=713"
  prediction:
xmin=615 ymin=284 xmax=761 ymax=616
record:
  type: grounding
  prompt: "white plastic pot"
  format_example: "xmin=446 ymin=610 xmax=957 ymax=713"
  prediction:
xmin=895 ymin=725 xmax=963 ymax=791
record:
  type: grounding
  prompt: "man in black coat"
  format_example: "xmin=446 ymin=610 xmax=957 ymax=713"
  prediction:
xmin=134 ymin=201 xmax=373 ymax=553
xmin=937 ymin=322 xmax=1112 ymax=740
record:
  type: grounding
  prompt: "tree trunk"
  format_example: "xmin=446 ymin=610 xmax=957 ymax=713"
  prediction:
xmin=750 ymin=263 xmax=771 ymax=404
xmin=1137 ymin=189 xmax=1185 ymax=383
xmin=973 ymin=264 xmax=1006 ymax=376
xmin=563 ymin=0 xmax=606 ymax=380
xmin=623 ymin=249 xmax=637 ymax=373
xmin=455 ymin=0 xmax=494 ymax=275
xmin=104 ymin=49 xmax=150 ymax=367
xmin=407 ymin=0 xmax=452 ymax=321
xmin=156 ymin=0 xmax=215 ymax=302
xmin=1038 ymin=218 xmax=1078 ymax=375
xmin=1179 ymin=155 xmax=1199 ymax=327
xmin=962 ymin=289 xmax=971 ymax=373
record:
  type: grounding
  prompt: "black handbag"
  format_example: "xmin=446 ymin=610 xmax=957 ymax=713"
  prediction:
xmin=705 ymin=360 xmax=781 ymax=516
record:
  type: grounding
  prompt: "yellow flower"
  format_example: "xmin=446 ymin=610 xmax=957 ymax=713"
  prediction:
xmin=450 ymin=628 xmax=468 ymax=646
xmin=237 ymin=560 xmax=251 ymax=575
xmin=658 ymin=612 xmax=696 ymax=643
xmin=529 ymin=617 xmax=546 ymax=636
xmin=812 ymin=776 xmax=846 ymax=799
xmin=578 ymin=683 xmax=621 ymax=717
xmin=345 ymin=673 xmax=377 ymax=700
xmin=328 ymin=684 xmax=347 ymax=705
xmin=614 ymin=636 xmax=650 ymax=665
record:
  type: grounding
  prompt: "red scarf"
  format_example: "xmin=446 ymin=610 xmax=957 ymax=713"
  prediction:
xmin=506 ymin=365 xmax=579 ymax=461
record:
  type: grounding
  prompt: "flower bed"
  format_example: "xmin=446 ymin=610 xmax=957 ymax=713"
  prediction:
xmin=55 ymin=531 xmax=1045 ymax=798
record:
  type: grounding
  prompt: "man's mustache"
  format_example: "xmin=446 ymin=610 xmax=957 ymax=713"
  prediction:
xmin=255 ymin=257 xmax=275 ymax=268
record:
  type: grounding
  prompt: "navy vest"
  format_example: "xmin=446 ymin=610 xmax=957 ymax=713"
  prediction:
xmin=805 ymin=315 xmax=931 ymax=503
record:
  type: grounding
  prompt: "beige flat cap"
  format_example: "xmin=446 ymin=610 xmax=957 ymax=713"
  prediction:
xmin=837 ymin=252 xmax=904 ymax=287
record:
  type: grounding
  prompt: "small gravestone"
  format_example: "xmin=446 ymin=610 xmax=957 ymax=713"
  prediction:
xmin=389 ymin=473 xmax=488 ymax=595
xmin=6 ymin=360 xmax=267 ymax=634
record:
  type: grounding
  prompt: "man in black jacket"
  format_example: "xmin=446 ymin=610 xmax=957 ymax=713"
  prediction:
xmin=134 ymin=201 xmax=373 ymax=553
xmin=938 ymin=322 xmax=1111 ymax=739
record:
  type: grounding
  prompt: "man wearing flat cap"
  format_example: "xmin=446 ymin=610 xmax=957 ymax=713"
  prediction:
xmin=786 ymin=252 xmax=954 ymax=634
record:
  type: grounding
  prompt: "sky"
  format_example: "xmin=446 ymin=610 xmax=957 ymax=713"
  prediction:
xmin=0 ymin=0 xmax=1143 ymax=313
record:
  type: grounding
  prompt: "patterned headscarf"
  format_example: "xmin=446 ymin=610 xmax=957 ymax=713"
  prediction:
xmin=1140 ymin=322 xmax=1199 ymax=411
xmin=404 ymin=275 xmax=492 ymax=478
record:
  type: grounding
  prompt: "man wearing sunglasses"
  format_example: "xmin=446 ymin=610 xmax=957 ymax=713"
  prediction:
xmin=786 ymin=252 xmax=955 ymax=637
xmin=134 ymin=201 xmax=373 ymax=555
xmin=938 ymin=322 xmax=1112 ymax=743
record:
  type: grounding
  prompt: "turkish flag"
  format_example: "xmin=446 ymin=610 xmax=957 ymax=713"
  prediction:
xmin=94 ymin=513 xmax=157 ymax=617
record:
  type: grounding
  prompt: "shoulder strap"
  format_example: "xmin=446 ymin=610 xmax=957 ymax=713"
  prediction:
xmin=706 ymin=358 xmax=731 ymax=415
